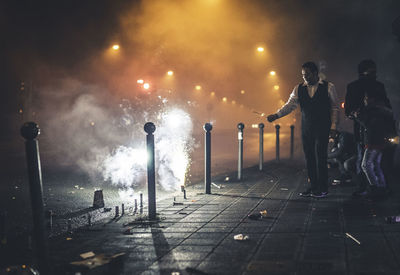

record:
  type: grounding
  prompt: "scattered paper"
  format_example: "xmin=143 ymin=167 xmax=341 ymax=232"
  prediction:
xmin=345 ymin=232 xmax=361 ymax=245
xmin=80 ymin=251 xmax=95 ymax=259
xmin=211 ymin=182 xmax=221 ymax=189
xmin=260 ymin=210 xmax=268 ymax=217
xmin=70 ymin=253 xmax=125 ymax=270
xmin=234 ymin=234 xmax=249 ymax=241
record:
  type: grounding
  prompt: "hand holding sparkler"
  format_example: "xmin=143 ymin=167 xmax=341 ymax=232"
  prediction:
xmin=267 ymin=113 xmax=279 ymax=122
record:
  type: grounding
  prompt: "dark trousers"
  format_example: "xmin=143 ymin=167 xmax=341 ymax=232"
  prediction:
xmin=302 ymin=126 xmax=330 ymax=193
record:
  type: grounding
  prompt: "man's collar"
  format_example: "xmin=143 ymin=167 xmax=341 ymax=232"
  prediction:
xmin=304 ymin=78 xmax=323 ymax=86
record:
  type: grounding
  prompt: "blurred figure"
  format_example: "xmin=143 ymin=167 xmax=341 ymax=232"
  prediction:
xmin=345 ymin=59 xmax=392 ymax=196
xmin=328 ymin=130 xmax=355 ymax=184
xmin=267 ymin=62 xmax=339 ymax=198
xmin=353 ymin=94 xmax=396 ymax=198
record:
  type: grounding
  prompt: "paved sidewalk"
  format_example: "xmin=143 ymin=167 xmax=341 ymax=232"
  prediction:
xmin=47 ymin=160 xmax=400 ymax=275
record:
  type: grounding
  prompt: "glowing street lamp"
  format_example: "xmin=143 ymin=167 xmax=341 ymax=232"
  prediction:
xmin=222 ymin=97 xmax=227 ymax=102
xmin=210 ymin=92 xmax=215 ymax=96
xmin=143 ymin=83 xmax=150 ymax=90
xmin=257 ymin=47 xmax=265 ymax=52
xmin=112 ymin=44 xmax=120 ymax=50
xmin=240 ymin=90 xmax=245 ymax=94
xmin=137 ymin=79 xmax=144 ymax=84
xmin=195 ymin=85 xmax=202 ymax=91
xmin=270 ymin=71 xmax=276 ymax=76
xmin=167 ymin=70 xmax=174 ymax=76
xmin=274 ymin=85 xmax=280 ymax=90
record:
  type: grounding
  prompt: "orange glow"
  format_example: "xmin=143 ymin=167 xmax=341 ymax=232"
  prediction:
xmin=257 ymin=46 xmax=264 ymax=52
xmin=222 ymin=97 xmax=227 ymax=102
xmin=232 ymin=100 xmax=236 ymax=104
xmin=195 ymin=85 xmax=202 ymax=90
xmin=167 ymin=70 xmax=174 ymax=76
xmin=19 ymin=109 xmax=23 ymax=114
xmin=210 ymin=91 xmax=215 ymax=96
xmin=137 ymin=79 xmax=144 ymax=84
xmin=143 ymin=83 xmax=150 ymax=89
xmin=274 ymin=85 xmax=279 ymax=90
xmin=269 ymin=71 xmax=276 ymax=76
xmin=341 ymin=102 xmax=345 ymax=109
xmin=240 ymin=90 xmax=245 ymax=94
xmin=112 ymin=44 xmax=120 ymax=50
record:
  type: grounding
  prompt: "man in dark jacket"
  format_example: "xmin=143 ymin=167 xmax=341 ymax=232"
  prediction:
xmin=345 ymin=59 xmax=391 ymax=196
xmin=355 ymin=95 xmax=396 ymax=197
xmin=267 ymin=62 xmax=339 ymax=198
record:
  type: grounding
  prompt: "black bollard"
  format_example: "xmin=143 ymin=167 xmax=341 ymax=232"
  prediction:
xmin=121 ymin=203 xmax=125 ymax=215
xmin=237 ymin=123 xmax=245 ymax=181
xmin=258 ymin=123 xmax=264 ymax=171
xmin=290 ymin=125 xmax=295 ymax=159
xmin=21 ymin=122 xmax=49 ymax=275
xmin=144 ymin=122 xmax=156 ymax=220
xmin=275 ymin=124 xmax=280 ymax=161
xmin=115 ymin=206 xmax=119 ymax=217
xmin=204 ymin=123 xmax=212 ymax=194
xmin=139 ymin=192 xmax=143 ymax=208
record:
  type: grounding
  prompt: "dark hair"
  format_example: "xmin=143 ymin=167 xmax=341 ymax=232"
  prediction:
xmin=358 ymin=59 xmax=376 ymax=74
xmin=301 ymin=62 xmax=318 ymax=74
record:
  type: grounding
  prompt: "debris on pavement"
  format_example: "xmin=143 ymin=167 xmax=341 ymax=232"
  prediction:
xmin=260 ymin=210 xmax=268 ymax=217
xmin=173 ymin=202 xmax=184 ymax=206
xmin=70 ymin=252 xmax=126 ymax=270
xmin=345 ymin=232 xmax=361 ymax=245
xmin=248 ymin=210 xmax=268 ymax=220
xmin=234 ymin=234 xmax=249 ymax=241
xmin=80 ymin=251 xmax=96 ymax=259
xmin=280 ymin=188 xmax=289 ymax=191
xmin=211 ymin=182 xmax=222 ymax=189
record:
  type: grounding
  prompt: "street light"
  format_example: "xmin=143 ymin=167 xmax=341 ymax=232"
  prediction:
xmin=167 ymin=70 xmax=174 ymax=76
xmin=240 ymin=90 xmax=245 ymax=94
xmin=143 ymin=83 xmax=150 ymax=90
xmin=195 ymin=85 xmax=202 ymax=91
xmin=137 ymin=79 xmax=144 ymax=84
xmin=112 ymin=44 xmax=120 ymax=50
xmin=270 ymin=71 xmax=276 ymax=76
xmin=257 ymin=47 xmax=265 ymax=52
xmin=222 ymin=97 xmax=227 ymax=102
xmin=274 ymin=85 xmax=280 ymax=90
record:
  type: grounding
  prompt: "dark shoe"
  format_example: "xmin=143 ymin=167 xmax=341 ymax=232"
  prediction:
xmin=312 ymin=191 xmax=328 ymax=198
xmin=299 ymin=188 xmax=312 ymax=197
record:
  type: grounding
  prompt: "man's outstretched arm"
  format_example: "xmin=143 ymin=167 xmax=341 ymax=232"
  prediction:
xmin=267 ymin=86 xmax=299 ymax=122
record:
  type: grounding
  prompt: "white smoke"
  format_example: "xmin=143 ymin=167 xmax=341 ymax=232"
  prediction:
xmin=102 ymin=105 xmax=194 ymax=193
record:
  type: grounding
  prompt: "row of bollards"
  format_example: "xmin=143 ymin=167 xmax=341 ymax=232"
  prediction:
xmin=204 ymin=122 xmax=295 ymax=192
xmin=20 ymin=120 xmax=294 ymax=274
